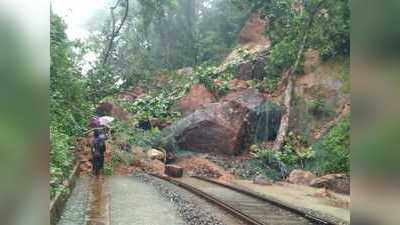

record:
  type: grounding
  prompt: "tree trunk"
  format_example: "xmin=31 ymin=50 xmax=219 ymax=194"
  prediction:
xmin=273 ymin=0 xmax=327 ymax=150
xmin=273 ymin=73 xmax=293 ymax=150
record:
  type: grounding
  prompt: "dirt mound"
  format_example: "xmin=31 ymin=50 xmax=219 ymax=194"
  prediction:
xmin=176 ymin=156 xmax=233 ymax=181
xmin=238 ymin=12 xmax=269 ymax=46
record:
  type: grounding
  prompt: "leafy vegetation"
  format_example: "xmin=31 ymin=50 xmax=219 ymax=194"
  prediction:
xmin=50 ymin=0 xmax=350 ymax=193
xmin=307 ymin=95 xmax=333 ymax=118
xmin=308 ymin=115 xmax=350 ymax=175
xmin=109 ymin=120 xmax=162 ymax=150
xmin=50 ymin=12 xmax=91 ymax=198
xmin=233 ymin=0 xmax=350 ymax=92
xmin=250 ymin=114 xmax=350 ymax=179
xmin=251 ymin=131 xmax=316 ymax=174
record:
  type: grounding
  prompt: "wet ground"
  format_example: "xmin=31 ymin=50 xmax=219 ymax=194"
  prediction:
xmin=58 ymin=176 xmax=90 ymax=225
xmin=57 ymin=175 xmax=213 ymax=225
xmin=109 ymin=176 xmax=185 ymax=225
xmin=231 ymin=179 xmax=350 ymax=224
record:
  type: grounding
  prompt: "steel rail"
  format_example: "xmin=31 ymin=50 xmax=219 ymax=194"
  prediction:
xmin=148 ymin=173 xmax=264 ymax=225
xmin=192 ymin=176 xmax=333 ymax=225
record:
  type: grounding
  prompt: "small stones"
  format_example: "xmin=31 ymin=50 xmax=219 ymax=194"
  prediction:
xmin=135 ymin=173 xmax=224 ymax=225
xmin=253 ymin=175 xmax=273 ymax=185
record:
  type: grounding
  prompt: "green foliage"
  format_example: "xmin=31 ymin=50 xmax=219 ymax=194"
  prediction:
xmin=236 ymin=0 xmax=350 ymax=86
xmin=307 ymin=95 xmax=332 ymax=118
xmin=103 ymin=162 xmax=113 ymax=176
xmin=250 ymin=130 xmax=317 ymax=179
xmin=250 ymin=144 xmax=275 ymax=164
xmin=273 ymin=132 xmax=315 ymax=169
xmin=96 ymin=0 xmax=250 ymax=89
xmin=110 ymin=120 xmax=163 ymax=149
xmin=308 ymin=115 xmax=350 ymax=175
xmin=248 ymin=77 xmax=279 ymax=93
xmin=122 ymin=87 xmax=186 ymax=123
xmin=195 ymin=65 xmax=234 ymax=96
xmin=50 ymin=12 xmax=93 ymax=198
xmin=49 ymin=128 xmax=73 ymax=199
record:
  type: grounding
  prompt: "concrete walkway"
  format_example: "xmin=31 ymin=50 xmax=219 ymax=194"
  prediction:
xmin=58 ymin=176 xmax=185 ymax=225
xmin=109 ymin=176 xmax=185 ymax=225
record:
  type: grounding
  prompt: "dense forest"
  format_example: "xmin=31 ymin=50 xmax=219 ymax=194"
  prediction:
xmin=50 ymin=0 xmax=350 ymax=199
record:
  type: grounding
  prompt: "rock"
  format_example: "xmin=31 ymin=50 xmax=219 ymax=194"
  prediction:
xmin=150 ymin=118 xmax=172 ymax=129
xmin=253 ymin=175 xmax=273 ymax=185
xmin=253 ymin=102 xmax=282 ymax=142
xmin=287 ymin=169 xmax=316 ymax=186
xmin=177 ymin=84 xmax=215 ymax=116
xmin=147 ymin=149 xmax=165 ymax=162
xmin=165 ymin=89 xmax=265 ymax=155
xmin=221 ymin=88 xmax=264 ymax=110
xmin=176 ymin=67 xmax=194 ymax=76
xmin=165 ymin=164 xmax=184 ymax=177
xmin=165 ymin=150 xmax=177 ymax=163
xmin=236 ymin=62 xmax=253 ymax=80
xmin=310 ymin=174 xmax=350 ymax=194
xmin=120 ymin=87 xmax=144 ymax=101
xmin=228 ymin=79 xmax=249 ymax=91
xmin=95 ymin=102 xmax=129 ymax=121
xmin=234 ymin=57 xmax=266 ymax=81
xmin=171 ymin=102 xmax=246 ymax=155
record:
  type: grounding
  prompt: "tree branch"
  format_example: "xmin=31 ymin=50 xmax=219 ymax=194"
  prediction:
xmin=102 ymin=0 xmax=129 ymax=65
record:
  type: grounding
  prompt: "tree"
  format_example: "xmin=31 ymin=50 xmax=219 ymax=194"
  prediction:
xmin=236 ymin=0 xmax=350 ymax=150
xmin=50 ymin=11 xmax=91 ymax=198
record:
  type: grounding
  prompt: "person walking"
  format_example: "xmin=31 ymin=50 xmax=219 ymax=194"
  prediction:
xmin=91 ymin=128 xmax=107 ymax=177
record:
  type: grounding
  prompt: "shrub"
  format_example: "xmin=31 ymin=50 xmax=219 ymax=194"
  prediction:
xmin=49 ymin=128 xmax=73 ymax=199
xmin=307 ymin=96 xmax=332 ymax=118
xmin=308 ymin=115 xmax=350 ymax=175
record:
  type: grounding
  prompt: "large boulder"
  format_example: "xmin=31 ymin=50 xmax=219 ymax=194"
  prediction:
xmin=177 ymin=84 xmax=215 ymax=116
xmin=234 ymin=57 xmax=266 ymax=81
xmin=221 ymin=88 xmax=264 ymax=109
xmin=287 ymin=169 xmax=317 ymax=186
xmin=222 ymin=89 xmax=281 ymax=144
xmin=165 ymin=89 xmax=267 ymax=155
xmin=310 ymin=174 xmax=350 ymax=194
xmin=96 ymin=102 xmax=129 ymax=121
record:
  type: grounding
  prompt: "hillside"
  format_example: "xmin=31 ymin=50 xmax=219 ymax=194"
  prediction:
xmin=50 ymin=1 xmax=350 ymax=224
xmin=92 ymin=11 xmax=350 ymax=185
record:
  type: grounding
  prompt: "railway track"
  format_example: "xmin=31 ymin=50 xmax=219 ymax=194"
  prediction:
xmin=149 ymin=173 xmax=334 ymax=225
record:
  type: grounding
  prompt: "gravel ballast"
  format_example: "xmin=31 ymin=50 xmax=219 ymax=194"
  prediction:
xmin=134 ymin=173 xmax=228 ymax=225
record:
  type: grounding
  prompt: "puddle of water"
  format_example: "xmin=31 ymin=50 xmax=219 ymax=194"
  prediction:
xmin=59 ymin=176 xmax=185 ymax=225
xmin=86 ymin=177 xmax=110 ymax=225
